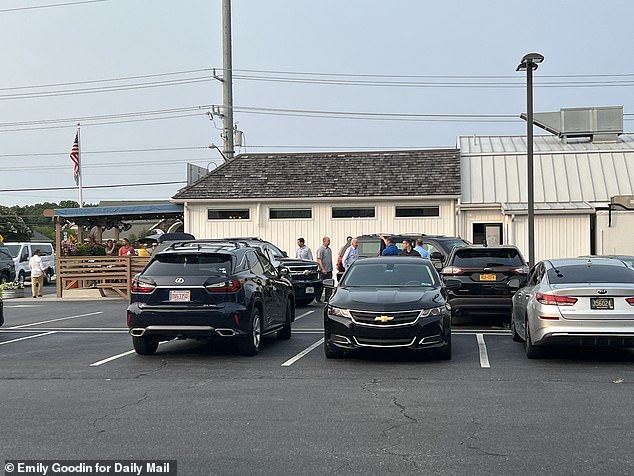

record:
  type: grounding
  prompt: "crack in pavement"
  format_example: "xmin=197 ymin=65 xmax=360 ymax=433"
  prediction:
xmin=92 ymin=392 xmax=150 ymax=433
xmin=462 ymin=417 xmax=508 ymax=457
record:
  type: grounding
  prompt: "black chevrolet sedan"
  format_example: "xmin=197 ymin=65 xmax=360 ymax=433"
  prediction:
xmin=323 ymin=257 xmax=460 ymax=359
xmin=127 ymin=242 xmax=294 ymax=356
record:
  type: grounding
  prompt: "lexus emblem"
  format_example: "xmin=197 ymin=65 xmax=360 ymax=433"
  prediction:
xmin=175 ymin=277 xmax=185 ymax=284
xmin=374 ymin=315 xmax=394 ymax=323
xmin=597 ymin=289 xmax=608 ymax=294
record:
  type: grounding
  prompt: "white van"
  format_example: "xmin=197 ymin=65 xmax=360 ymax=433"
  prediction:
xmin=3 ymin=242 xmax=56 ymax=285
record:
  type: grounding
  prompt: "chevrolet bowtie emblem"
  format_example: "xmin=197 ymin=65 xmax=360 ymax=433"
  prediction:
xmin=374 ymin=315 xmax=394 ymax=322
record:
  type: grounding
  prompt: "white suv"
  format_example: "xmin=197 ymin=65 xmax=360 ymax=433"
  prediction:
xmin=3 ymin=242 xmax=56 ymax=285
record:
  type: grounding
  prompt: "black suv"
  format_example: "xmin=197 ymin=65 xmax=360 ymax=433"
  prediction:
xmin=440 ymin=245 xmax=528 ymax=320
xmin=0 ymin=243 xmax=16 ymax=284
xmin=225 ymin=238 xmax=323 ymax=306
xmin=127 ymin=241 xmax=295 ymax=356
xmin=356 ymin=234 xmax=469 ymax=268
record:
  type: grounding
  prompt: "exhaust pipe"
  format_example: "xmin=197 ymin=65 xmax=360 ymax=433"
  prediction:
xmin=129 ymin=328 xmax=146 ymax=337
xmin=216 ymin=328 xmax=239 ymax=337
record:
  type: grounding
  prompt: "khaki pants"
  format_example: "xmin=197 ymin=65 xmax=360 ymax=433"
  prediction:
xmin=31 ymin=274 xmax=44 ymax=297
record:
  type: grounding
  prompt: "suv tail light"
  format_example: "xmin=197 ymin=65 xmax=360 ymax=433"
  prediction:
xmin=131 ymin=278 xmax=156 ymax=293
xmin=536 ymin=292 xmax=577 ymax=306
xmin=512 ymin=266 xmax=529 ymax=274
xmin=626 ymin=297 xmax=634 ymax=306
xmin=441 ymin=266 xmax=464 ymax=276
xmin=206 ymin=279 xmax=243 ymax=292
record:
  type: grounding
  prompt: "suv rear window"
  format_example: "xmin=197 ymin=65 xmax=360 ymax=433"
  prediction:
xmin=547 ymin=264 xmax=634 ymax=284
xmin=145 ymin=253 xmax=232 ymax=276
xmin=452 ymin=248 xmax=524 ymax=267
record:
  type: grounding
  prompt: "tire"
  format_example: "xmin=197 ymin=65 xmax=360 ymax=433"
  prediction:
xmin=524 ymin=318 xmax=542 ymax=359
xmin=324 ymin=339 xmax=345 ymax=359
xmin=0 ymin=273 xmax=9 ymax=285
xmin=511 ymin=319 xmax=522 ymax=342
xmin=132 ymin=335 xmax=159 ymax=355
xmin=17 ymin=271 xmax=25 ymax=286
xmin=43 ymin=270 xmax=52 ymax=286
xmin=239 ymin=307 xmax=262 ymax=356
xmin=436 ymin=334 xmax=452 ymax=360
xmin=277 ymin=301 xmax=292 ymax=340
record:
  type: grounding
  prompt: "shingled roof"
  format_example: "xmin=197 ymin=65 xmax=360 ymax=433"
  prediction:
xmin=173 ymin=149 xmax=461 ymax=200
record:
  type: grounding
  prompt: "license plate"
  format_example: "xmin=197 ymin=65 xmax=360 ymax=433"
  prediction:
xmin=169 ymin=290 xmax=191 ymax=302
xmin=305 ymin=286 xmax=314 ymax=294
xmin=590 ymin=297 xmax=613 ymax=310
xmin=479 ymin=274 xmax=496 ymax=281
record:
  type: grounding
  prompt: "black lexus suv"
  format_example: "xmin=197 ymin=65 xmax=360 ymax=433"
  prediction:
xmin=225 ymin=237 xmax=323 ymax=306
xmin=127 ymin=241 xmax=295 ymax=356
xmin=440 ymin=245 xmax=528 ymax=320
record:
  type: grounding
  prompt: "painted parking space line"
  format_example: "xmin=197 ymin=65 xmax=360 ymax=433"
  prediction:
xmin=8 ymin=311 xmax=103 ymax=329
xmin=294 ymin=311 xmax=313 ymax=321
xmin=281 ymin=338 xmax=324 ymax=367
xmin=0 ymin=331 xmax=57 ymax=346
xmin=476 ymin=333 xmax=491 ymax=368
xmin=90 ymin=350 xmax=137 ymax=367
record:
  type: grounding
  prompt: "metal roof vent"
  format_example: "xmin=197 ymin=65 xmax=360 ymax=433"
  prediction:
xmin=521 ymin=106 xmax=623 ymax=143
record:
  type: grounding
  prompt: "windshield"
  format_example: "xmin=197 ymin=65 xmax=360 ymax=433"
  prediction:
xmin=144 ymin=253 xmax=233 ymax=276
xmin=453 ymin=248 xmax=525 ymax=267
xmin=547 ymin=264 xmax=634 ymax=284
xmin=3 ymin=244 xmax=19 ymax=258
xmin=341 ymin=261 xmax=439 ymax=287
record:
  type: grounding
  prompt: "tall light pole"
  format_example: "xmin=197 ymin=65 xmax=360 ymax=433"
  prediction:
xmin=222 ymin=0 xmax=235 ymax=159
xmin=516 ymin=52 xmax=544 ymax=267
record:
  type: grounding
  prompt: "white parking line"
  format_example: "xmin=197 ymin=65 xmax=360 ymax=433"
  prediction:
xmin=90 ymin=350 xmax=136 ymax=367
xmin=0 ymin=331 xmax=57 ymax=346
xmin=294 ymin=311 xmax=313 ymax=321
xmin=281 ymin=338 xmax=324 ymax=367
xmin=8 ymin=311 xmax=103 ymax=329
xmin=476 ymin=333 xmax=491 ymax=368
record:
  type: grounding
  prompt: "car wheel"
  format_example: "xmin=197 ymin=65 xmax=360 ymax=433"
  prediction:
xmin=17 ymin=271 xmax=25 ymax=285
xmin=239 ymin=307 xmax=262 ymax=356
xmin=524 ymin=318 xmax=542 ymax=359
xmin=324 ymin=339 xmax=345 ymax=359
xmin=277 ymin=301 xmax=292 ymax=340
xmin=0 ymin=273 xmax=9 ymax=285
xmin=132 ymin=335 xmax=159 ymax=355
xmin=437 ymin=334 xmax=452 ymax=360
xmin=511 ymin=319 xmax=522 ymax=342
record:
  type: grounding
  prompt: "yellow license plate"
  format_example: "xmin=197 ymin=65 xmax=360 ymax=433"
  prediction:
xmin=479 ymin=274 xmax=496 ymax=281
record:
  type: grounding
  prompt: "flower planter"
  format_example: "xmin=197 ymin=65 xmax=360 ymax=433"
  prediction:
xmin=1 ymin=288 xmax=25 ymax=299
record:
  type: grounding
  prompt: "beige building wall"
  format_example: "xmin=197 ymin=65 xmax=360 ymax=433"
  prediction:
xmin=596 ymin=210 xmax=634 ymax=255
xmin=183 ymin=199 xmax=457 ymax=257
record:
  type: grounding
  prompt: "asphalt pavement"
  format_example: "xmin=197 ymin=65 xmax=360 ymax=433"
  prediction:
xmin=1 ymin=294 xmax=633 ymax=475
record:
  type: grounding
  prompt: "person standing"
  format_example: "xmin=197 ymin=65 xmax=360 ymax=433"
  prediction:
xmin=316 ymin=236 xmax=333 ymax=301
xmin=399 ymin=239 xmax=421 ymax=257
xmin=137 ymin=243 xmax=151 ymax=257
xmin=296 ymin=237 xmax=313 ymax=260
xmin=28 ymin=249 xmax=46 ymax=298
xmin=336 ymin=235 xmax=353 ymax=281
xmin=414 ymin=238 xmax=430 ymax=259
xmin=342 ymin=238 xmax=359 ymax=270
xmin=104 ymin=239 xmax=116 ymax=256
xmin=118 ymin=238 xmax=137 ymax=256
xmin=380 ymin=235 xmax=399 ymax=256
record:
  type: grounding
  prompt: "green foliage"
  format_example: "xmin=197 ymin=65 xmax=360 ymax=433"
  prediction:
xmin=0 ymin=206 xmax=32 ymax=241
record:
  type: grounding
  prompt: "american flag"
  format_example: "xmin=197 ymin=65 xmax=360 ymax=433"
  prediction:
xmin=69 ymin=131 xmax=79 ymax=185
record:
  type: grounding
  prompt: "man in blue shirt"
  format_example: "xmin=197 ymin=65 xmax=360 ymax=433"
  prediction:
xmin=380 ymin=235 xmax=399 ymax=256
xmin=414 ymin=238 xmax=430 ymax=259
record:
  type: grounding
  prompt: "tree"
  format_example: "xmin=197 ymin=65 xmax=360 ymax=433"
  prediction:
xmin=0 ymin=206 xmax=32 ymax=241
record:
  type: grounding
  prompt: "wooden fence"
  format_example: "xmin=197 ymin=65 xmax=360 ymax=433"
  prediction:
xmin=56 ymin=256 xmax=151 ymax=299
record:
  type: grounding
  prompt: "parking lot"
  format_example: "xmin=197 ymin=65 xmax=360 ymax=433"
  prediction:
xmin=2 ymin=295 xmax=633 ymax=475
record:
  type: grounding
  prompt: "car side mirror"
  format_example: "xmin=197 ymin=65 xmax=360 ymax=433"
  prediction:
xmin=444 ymin=278 xmax=461 ymax=290
xmin=430 ymin=251 xmax=443 ymax=260
xmin=281 ymin=250 xmax=288 ymax=258
xmin=507 ymin=277 xmax=524 ymax=289
xmin=322 ymin=278 xmax=336 ymax=288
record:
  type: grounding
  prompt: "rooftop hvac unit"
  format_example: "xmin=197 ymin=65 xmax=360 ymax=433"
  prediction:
xmin=522 ymin=106 xmax=623 ymax=142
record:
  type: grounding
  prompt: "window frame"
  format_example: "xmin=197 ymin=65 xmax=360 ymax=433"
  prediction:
xmin=207 ymin=209 xmax=251 ymax=220
xmin=331 ymin=207 xmax=376 ymax=219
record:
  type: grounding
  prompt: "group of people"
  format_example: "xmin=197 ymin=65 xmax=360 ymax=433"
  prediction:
xmin=103 ymin=238 xmax=156 ymax=257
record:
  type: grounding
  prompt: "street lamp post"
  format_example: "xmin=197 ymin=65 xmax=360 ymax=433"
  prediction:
xmin=516 ymin=53 xmax=544 ymax=267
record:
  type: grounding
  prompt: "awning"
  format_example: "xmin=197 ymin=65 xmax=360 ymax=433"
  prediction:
xmin=52 ymin=204 xmax=184 ymax=227
xmin=501 ymin=202 xmax=594 ymax=215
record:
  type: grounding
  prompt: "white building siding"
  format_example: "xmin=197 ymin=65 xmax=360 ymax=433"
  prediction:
xmin=184 ymin=200 xmax=456 ymax=257
xmin=596 ymin=210 xmax=634 ymax=255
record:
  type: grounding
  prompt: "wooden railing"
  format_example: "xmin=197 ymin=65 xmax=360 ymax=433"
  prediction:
xmin=56 ymin=256 xmax=151 ymax=299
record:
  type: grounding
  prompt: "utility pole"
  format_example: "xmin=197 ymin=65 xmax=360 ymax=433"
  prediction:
xmin=222 ymin=0 xmax=235 ymax=159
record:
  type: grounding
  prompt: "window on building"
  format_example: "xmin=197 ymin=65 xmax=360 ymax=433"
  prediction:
xmin=332 ymin=207 xmax=375 ymax=219
xmin=207 ymin=209 xmax=250 ymax=220
xmin=472 ymin=223 xmax=503 ymax=246
xmin=269 ymin=208 xmax=312 ymax=219
xmin=395 ymin=206 xmax=440 ymax=218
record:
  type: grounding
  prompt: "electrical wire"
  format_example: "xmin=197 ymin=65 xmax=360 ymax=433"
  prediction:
xmin=0 ymin=0 xmax=108 ymax=13
xmin=0 ymin=181 xmax=186 ymax=193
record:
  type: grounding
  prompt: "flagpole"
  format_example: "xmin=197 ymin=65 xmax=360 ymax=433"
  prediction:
xmin=76 ymin=123 xmax=83 ymax=208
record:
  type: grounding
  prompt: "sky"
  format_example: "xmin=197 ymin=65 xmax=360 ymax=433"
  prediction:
xmin=2 ymin=0 xmax=634 ymax=207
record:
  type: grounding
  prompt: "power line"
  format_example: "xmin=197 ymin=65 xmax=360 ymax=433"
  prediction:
xmin=0 ymin=181 xmax=186 ymax=193
xmin=0 ymin=0 xmax=108 ymax=13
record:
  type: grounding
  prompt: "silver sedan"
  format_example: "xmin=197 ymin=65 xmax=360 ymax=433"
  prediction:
xmin=510 ymin=258 xmax=634 ymax=358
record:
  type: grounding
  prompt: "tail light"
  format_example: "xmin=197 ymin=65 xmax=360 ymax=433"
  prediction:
xmin=512 ymin=266 xmax=529 ymax=274
xmin=536 ymin=292 xmax=577 ymax=306
xmin=206 ymin=279 xmax=243 ymax=292
xmin=441 ymin=266 xmax=464 ymax=276
xmin=131 ymin=278 xmax=156 ymax=293
xmin=626 ymin=298 xmax=634 ymax=306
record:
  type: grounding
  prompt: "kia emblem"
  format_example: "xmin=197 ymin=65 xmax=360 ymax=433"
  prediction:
xmin=175 ymin=277 xmax=185 ymax=284
xmin=597 ymin=289 xmax=608 ymax=294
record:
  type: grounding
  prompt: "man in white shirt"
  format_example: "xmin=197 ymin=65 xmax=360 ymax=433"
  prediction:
xmin=296 ymin=237 xmax=313 ymax=260
xmin=342 ymin=238 xmax=359 ymax=270
xmin=28 ymin=249 xmax=46 ymax=298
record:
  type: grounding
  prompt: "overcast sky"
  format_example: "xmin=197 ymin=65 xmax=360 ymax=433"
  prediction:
xmin=2 ymin=0 xmax=633 ymax=207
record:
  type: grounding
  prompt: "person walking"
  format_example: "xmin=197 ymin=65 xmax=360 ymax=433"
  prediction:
xmin=414 ymin=238 xmax=430 ymax=259
xmin=399 ymin=239 xmax=421 ymax=257
xmin=28 ymin=249 xmax=46 ymax=298
xmin=296 ymin=237 xmax=313 ymax=260
xmin=316 ymin=236 xmax=333 ymax=301
xmin=380 ymin=235 xmax=399 ymax=256
xmin=342 ymin=238 xmax=359 ymax=270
